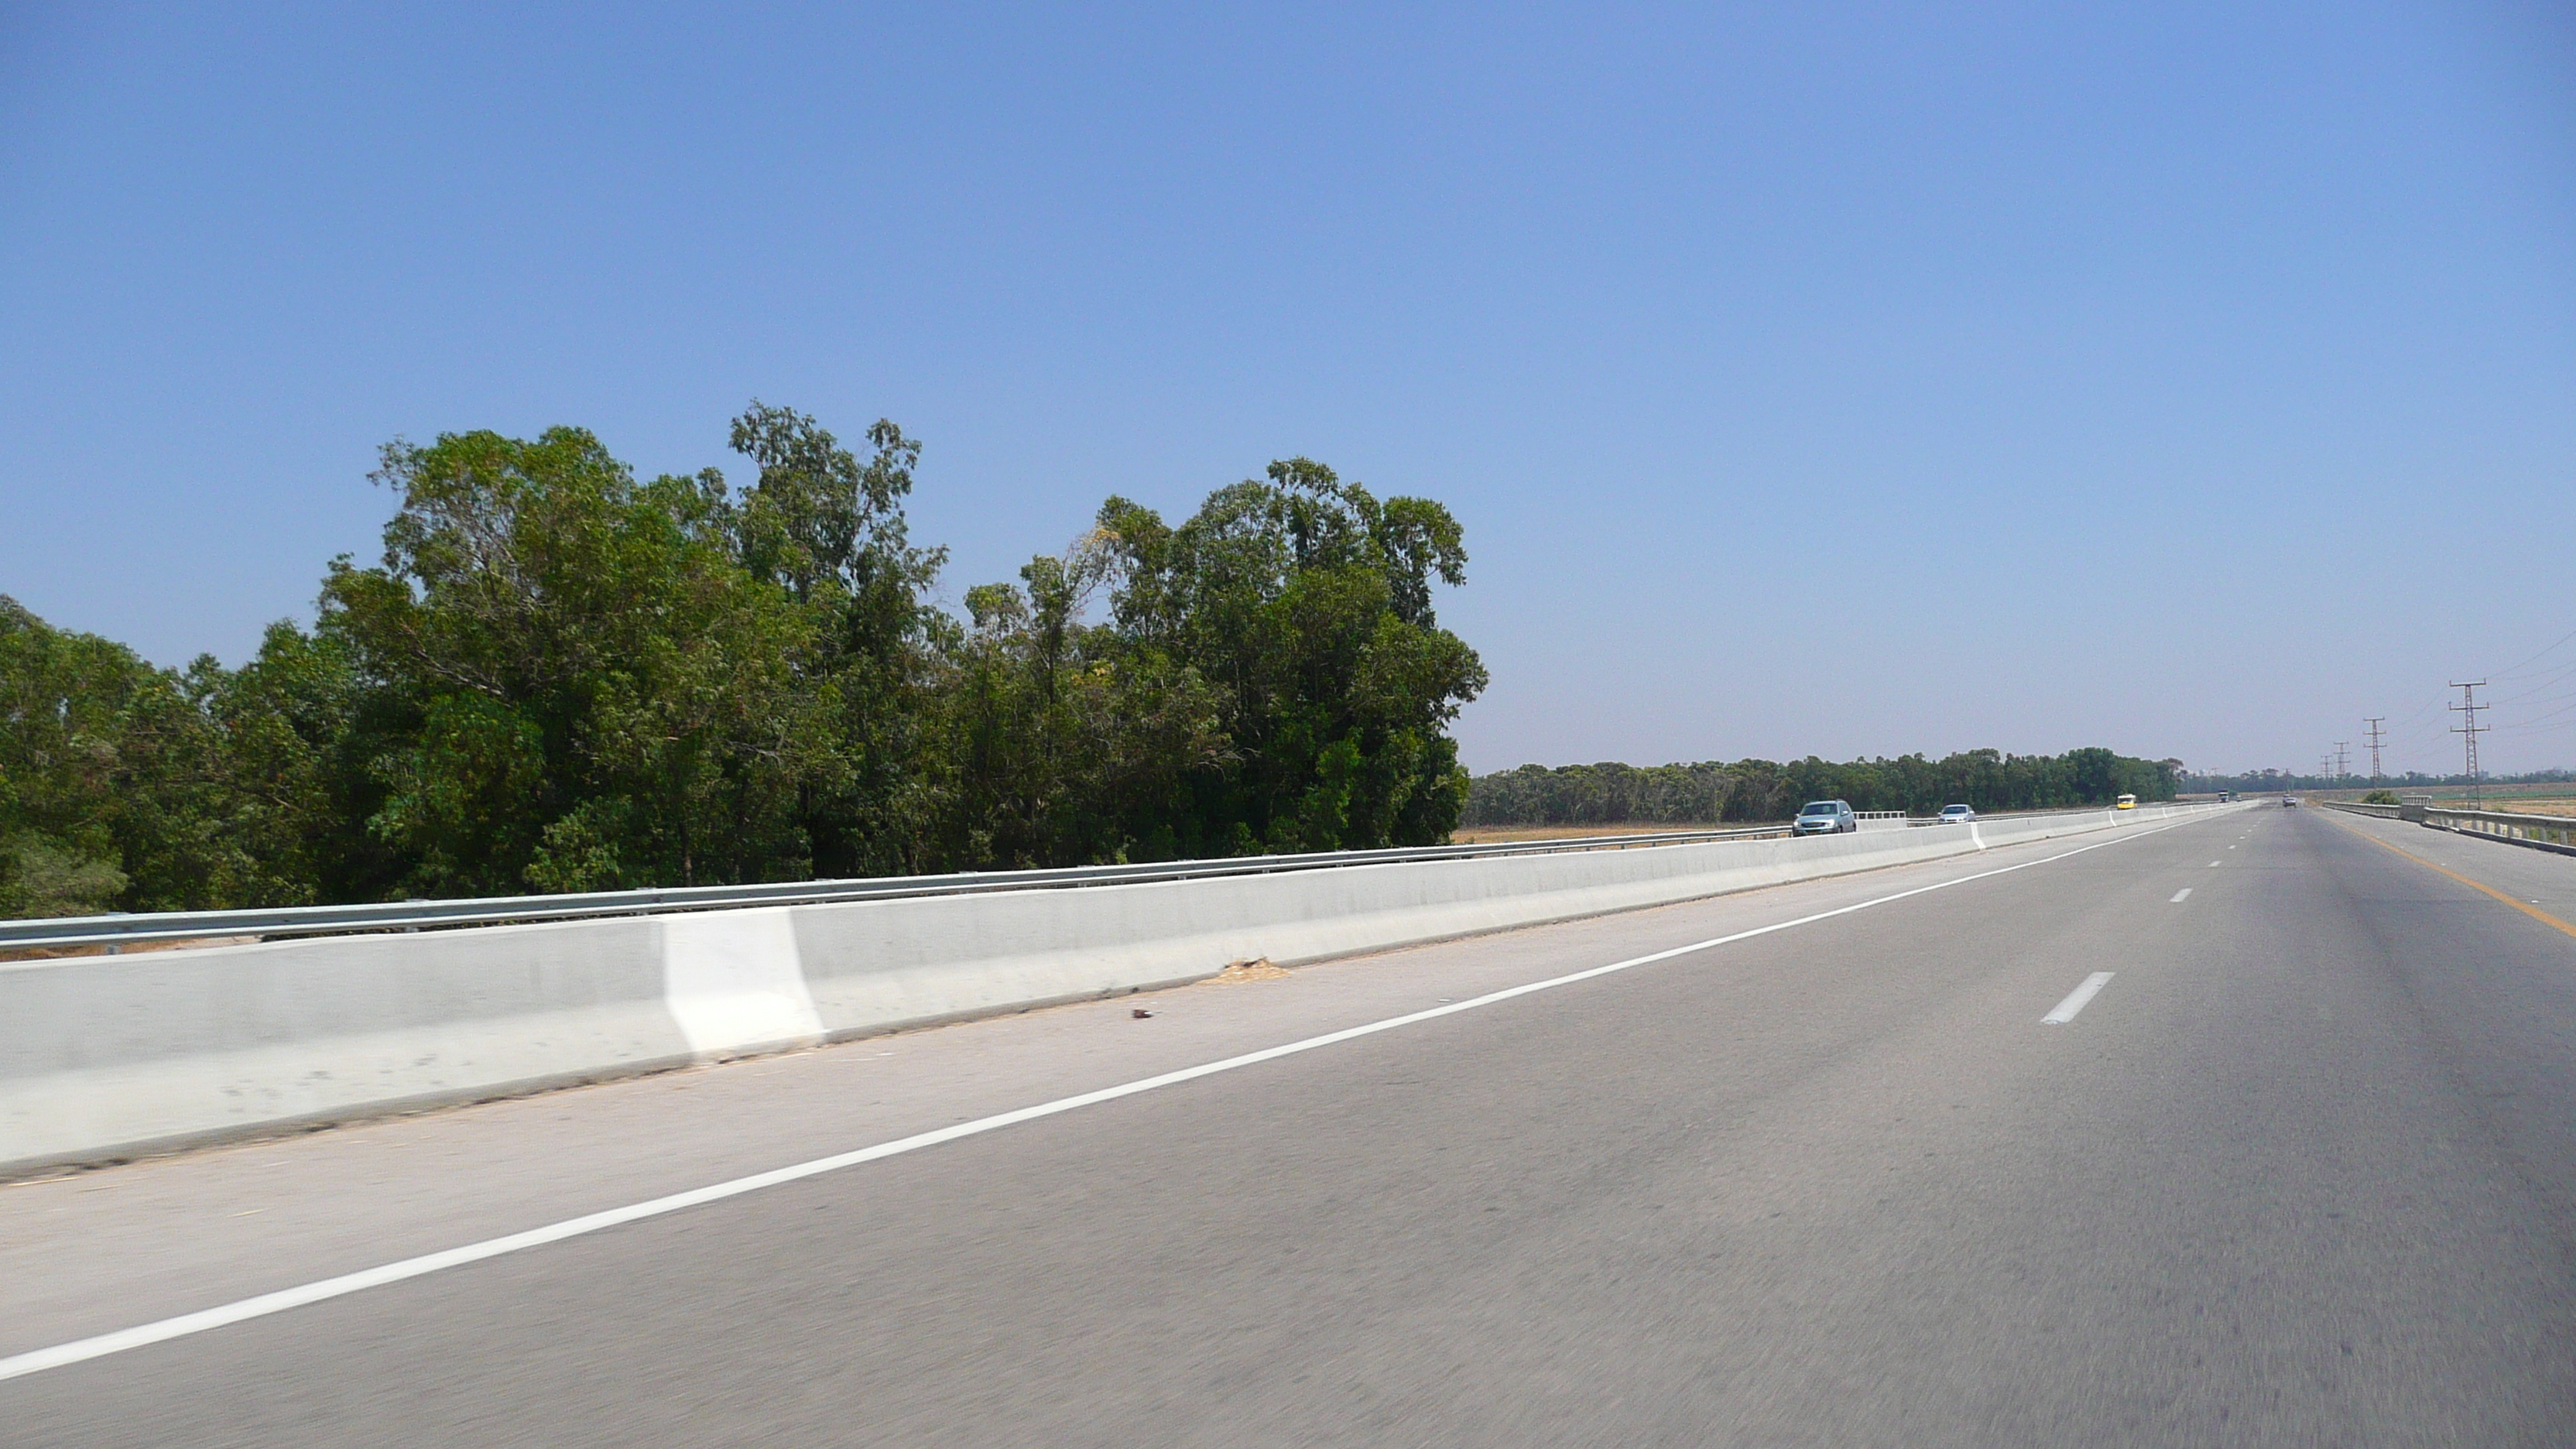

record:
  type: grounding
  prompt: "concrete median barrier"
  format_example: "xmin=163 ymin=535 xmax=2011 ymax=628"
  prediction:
xmin=0 ymin=803 xmax=2232 ymax=1177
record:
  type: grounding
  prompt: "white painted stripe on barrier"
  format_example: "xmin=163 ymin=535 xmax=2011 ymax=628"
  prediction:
xmin=0 ymin=811 xmax=2218 ymax=1384
xmin=659 ymin=909 xmax=824 ymax=1058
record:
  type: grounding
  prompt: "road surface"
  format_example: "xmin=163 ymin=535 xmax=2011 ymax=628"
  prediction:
xmin=4 ymin=805 xmax=2572 ymax=1445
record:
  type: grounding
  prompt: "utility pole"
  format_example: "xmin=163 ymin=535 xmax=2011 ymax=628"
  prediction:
xmin=2334 ymin=742 xmax=2350 ymax=782
xmin=2450 ymin=680 xmax=2489 ymax=805
xmin=2319 ymin=752 xmax=2334 ymax=786
xmin=2363 ymin=718 xmax=2386 ymax=783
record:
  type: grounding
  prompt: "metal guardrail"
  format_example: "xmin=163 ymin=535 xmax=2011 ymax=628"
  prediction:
xmin=2321 ymin=799 xmax=2576 ymax=854
xmin=2422 ymin=806 xmax=2576 ymax=853
xmin=4 ymin=824 xmax=1794 ymax=951
xmin=0 ymin=802 xmax=2208 ymax=953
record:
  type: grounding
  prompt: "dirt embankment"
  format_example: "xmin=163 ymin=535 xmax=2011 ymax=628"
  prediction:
xmin=0 ymin=935 xmax=262 ymax=965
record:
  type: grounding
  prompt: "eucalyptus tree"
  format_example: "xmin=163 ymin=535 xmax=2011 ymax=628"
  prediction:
xmin=1093 ymin=457 xmax=1486 ymax=854
xmin=317 ymin=425 xmax=836 ymax=896
xmin=724 ymin=402 xmax=951 ymax=875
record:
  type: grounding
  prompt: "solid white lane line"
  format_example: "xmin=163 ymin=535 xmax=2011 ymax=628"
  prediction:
xmin=0 ymin=814 xmax=2221 ymax=1384
xmin=2170 ymin=888 xmax=2191 ymax=903
xmin=2042 ymin=971 xmax=2116 ymax=1024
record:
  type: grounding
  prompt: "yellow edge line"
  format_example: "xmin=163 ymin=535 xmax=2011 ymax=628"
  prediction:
xmin=2321 ymin=811 xmax=2576 ymax=944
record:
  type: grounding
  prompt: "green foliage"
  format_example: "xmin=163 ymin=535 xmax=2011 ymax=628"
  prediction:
xmin=928 ymin=537 xmax=1227 ymax=867
xmin=1090 ymin=458 xmax=1487 ymax=855
xmin=0 ymin=595 xmax=361 ymax=914
xmin=200 ymin=622 xmax=373 ymax=904
xmin=723 ymin=405 xmax=951 ymax=878
xmin=313 ymin=425 xmax=843 ymax=896
xmin=0 ymin=412 xmax=1488 ymax=913
xmin=923 ymin=457 xmax=1485 ymax=865
xmin=0 ymin=832 xmax=128 ymax=920
xmin=0 ymin=597 xmax=152 ymax=916
xmin=2360 ymin=789 xmax=2401 ymax=805
xmin=0 ymin=598 xmax=249 ymax=915
xmin=1464 ymin=748 xmax=2180 ymax=826
xmin=2183 ymin=767 xmax=2573 ymax=793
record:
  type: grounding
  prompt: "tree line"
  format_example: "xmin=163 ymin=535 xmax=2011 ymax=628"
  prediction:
xmin=2182 ymin=767 xmax=2572 ymax=794
xmin=1463 ymin=748 xmax=2180 ymax=827
xmin=1 ymin=405 xmax=1486 ymax=918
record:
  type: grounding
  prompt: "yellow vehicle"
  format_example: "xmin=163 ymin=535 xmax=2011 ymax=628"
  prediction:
xmin=2115 ymin=793 xmax=2137 ymax=810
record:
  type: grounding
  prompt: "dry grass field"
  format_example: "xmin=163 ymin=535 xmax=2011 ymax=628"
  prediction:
xmin=2482 ymin=797 xmax=2576 ymax=818
xmin=2318 ymin=786 xmax=2576 ymax=817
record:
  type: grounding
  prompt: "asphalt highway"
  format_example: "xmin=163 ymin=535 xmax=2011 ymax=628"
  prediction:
xmin=5 ymin=804 xmax=2574 ymax=1446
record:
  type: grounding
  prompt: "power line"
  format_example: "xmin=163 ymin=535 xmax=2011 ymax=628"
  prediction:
xmin=2493 ymin=628 xmax=2576 ymax=680
xmin=2363 ymin=718 xmax=2386 ymax=782
xmin=2450 ymin=680 xmax=2489 ymax=805
xmin=2334 ymin=741 xmax=2350 ymax=780
xmin=2495 ymin=694 xmax=2576 ymax=731
xmin=2492 ymin=655 xmax=2576 ymax=706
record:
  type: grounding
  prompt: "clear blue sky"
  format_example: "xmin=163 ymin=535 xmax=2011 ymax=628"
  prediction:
xmin=4 ymin=2 xmax=2571 ymax=777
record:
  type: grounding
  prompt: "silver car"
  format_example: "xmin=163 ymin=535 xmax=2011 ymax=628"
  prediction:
xmin=1793 ymin=800 xmax=1857 ymax=835
xmin=1937 ymin=803 xmax=1976 ymax=824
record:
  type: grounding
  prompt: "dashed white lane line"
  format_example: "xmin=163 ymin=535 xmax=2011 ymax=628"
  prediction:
xmin=2043 ymin=971 xmax=2117 ymax=1024
xmin=0 ymin=813 xmax=2225 ymax=1385
xmin=2208 ymin=861 xmax=2222 ymax=867
xmin=2170 ymin=888 xmax=2191 ymax=903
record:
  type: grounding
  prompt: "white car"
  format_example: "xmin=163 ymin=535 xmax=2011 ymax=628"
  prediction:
xmin=1937 ymin=803 xmax=1976 ymax=824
